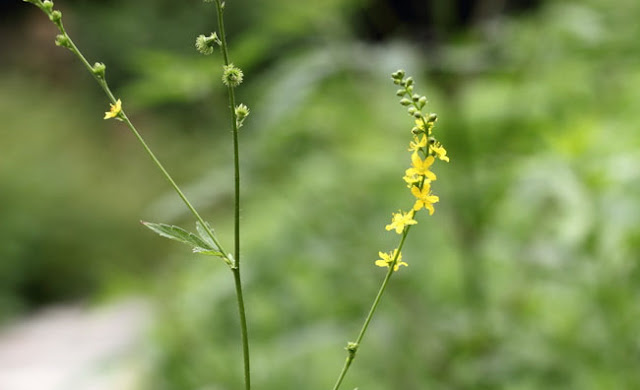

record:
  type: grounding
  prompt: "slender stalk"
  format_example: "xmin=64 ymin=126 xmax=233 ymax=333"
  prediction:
xmin=214 ymin=1 xmax=251 ymax=389
xmin=332 ymin=228 xmax=411 ymax=390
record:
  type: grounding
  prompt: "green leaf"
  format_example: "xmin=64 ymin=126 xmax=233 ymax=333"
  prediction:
xmin=192 ymin=247 xmax=225 ymax=257
xmin=195 ymin=221 xmax=217 ymax=249
xmin=141 ymin=221 xmax=214 ymax=251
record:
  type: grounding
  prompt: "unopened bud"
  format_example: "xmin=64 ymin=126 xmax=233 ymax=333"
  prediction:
xmin=92 ymin=62 xmax=106 ymax=79
xmin=54 ymin=34 xmax=71 ymax=48
xmin=42 ymin=0 xmax=54 ymax=12
xmin=49 ymin=10 xmax=62 ymax=23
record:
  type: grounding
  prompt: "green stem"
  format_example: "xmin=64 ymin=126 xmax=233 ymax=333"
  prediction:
xmin=51 ymin=21 xmax=230 ymax=262
xmin=332 ymin=228 xmax=411 ymax=390
xmin=214 ymin=1 xmax=251 ymax=389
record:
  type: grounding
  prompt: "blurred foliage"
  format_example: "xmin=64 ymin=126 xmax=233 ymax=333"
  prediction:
xmin=3 ymin=0 xmax=640 ymax=389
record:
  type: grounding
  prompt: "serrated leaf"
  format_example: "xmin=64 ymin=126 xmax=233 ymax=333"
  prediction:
xmin=195 ymin=221 xmax=218 ymax=250
xmin=141 ymin=221 xmax=214 ymax=251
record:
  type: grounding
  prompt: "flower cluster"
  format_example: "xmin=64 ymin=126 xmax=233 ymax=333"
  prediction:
xmin=375 ymin=70 xmax=449 ymax=272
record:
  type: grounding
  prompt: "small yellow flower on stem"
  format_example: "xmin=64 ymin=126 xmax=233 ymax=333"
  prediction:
xmin=405 ymin=152 xmax=437 ymax=182
xmin=375 ymin=249 xmax=407 ymax=271
xmin=385 ymin=210 xmax=417 ymax=234
xmin=411 ymin=183 xmax=440 ymax=215
xmin=430 ymin=142 xmax=450 ymax=162
xmin=408 ymin=134 xmax=427 ymax=153
xmin=104 ymin=99 xmax=122 ymax=120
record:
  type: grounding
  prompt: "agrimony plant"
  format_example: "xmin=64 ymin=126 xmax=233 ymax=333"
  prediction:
xmin=22 ymin=1 xmax=449 ymax=389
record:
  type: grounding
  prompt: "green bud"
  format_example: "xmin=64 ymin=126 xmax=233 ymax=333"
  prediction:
xmin=407 ymin=106 xmax=417 ymax=115
xmin=222 ymin=64 xmax=244 ymax=87
xmin=412 ymin=94 xmax=421 ymax=102
xmin=399 ymin=98 xmax=412 ymax=106
xmin=42 ymin=0 xmax=54 ymax=12
xmin=428 ymin=137 xmax=437 ymax=144
xmin=92 ymin=62 xmax=106 ymax=79
xmin=427 ymin=113 xmax=438 ymax=123
xmin=391 ymin=70 xmax=405 ymax=80
xmin=418 ymin=96 xmax=427 ymax=108
xmin=413 ymin=111 xmax=423 ymax=118
xmin=49 ymin=10 xmax=62 ymax=23
xmin=406 ymin=85 xmax=414 ymax=94
xmin=195 ymin=32 xmax=220 ymax=55
xmin=405 ymin=77 xmax=414 ymax=87
xmin=412 ymin=127 xmax=425 ymax=135
xmin=346 ymin=341 xmax=358 ymax=352
xmin=54 ymin=34 xmax=71 ymax=48
xmin=396 ymin=89 xmax=406 ymax=97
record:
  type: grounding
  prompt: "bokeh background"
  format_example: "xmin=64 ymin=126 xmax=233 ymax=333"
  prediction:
xmin=2 ymin=0 xmax=640 ymax=389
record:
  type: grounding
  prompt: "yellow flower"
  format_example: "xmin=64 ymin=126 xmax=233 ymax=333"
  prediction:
xmin=430 ymin=142 xmax=449 ymax=162
xmin=403 ymin=172 xmax=421 ymax=188
xmin=375 ymin=249 xmax=407 ymax=271
xmin=104 ymin=99 xmax=122 ymax=120
xmin=405 ymin=152 xmax=437 ymax=182
xmin=408 ymin=135 xmax=427 ymax=153
xmin=385 ymin=210 xmax=417 ymax=234
xmin=411 ymin=183 xmax=440 ymax=215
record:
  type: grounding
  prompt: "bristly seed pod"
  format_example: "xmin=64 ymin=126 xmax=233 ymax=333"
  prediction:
xmin=222 ymin=64 xmax=244 ymax=87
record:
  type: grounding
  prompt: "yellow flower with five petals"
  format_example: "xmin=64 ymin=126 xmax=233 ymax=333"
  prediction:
xmin=405 ymin=152 xmax=437 ymax=182
xmin=411 ymin=183 xmax=440 ymax=215
xmin=385 ymin=210 xmax=417 ymax=234
xmin=375 ymin=249 xmax=407 ymax=271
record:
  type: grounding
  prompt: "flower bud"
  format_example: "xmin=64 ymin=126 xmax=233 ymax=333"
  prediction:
xmin=407 ymin=106 xmax=417 ymax=115
xmin=54 ymin=34 xmax=71 ymax=48
xmin=391 ymin=70 xmax=405 ymax=80
xmin=413 ymin=111 xmax=423 ymax=118
xmin=427 ymin=113 xmax=437 ymax=123
xmin=92 ymin=62 xmax=106 ymax=79
xmin=396 ymin=88 xmax=406 ymax=97
xmin=404 ymin=77 xmax=414 ymax=87
xmin=222 ymin=64 xmax=244 ymax=87
xmin=49 ymin=10 xmax=62 ymax=23
xmin=412 ymin=94 xmax=420 ymax=102
xmin=399 ymin=98 xmax=412 ymax=106
xmin=42 ymin=0 xmax=54 ymax=12
xmin=418 ymin=96 xmax=427 ymax=108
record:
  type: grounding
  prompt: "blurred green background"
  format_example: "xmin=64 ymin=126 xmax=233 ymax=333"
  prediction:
xmin=2 ymin=0 xmax=640 ymax=389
